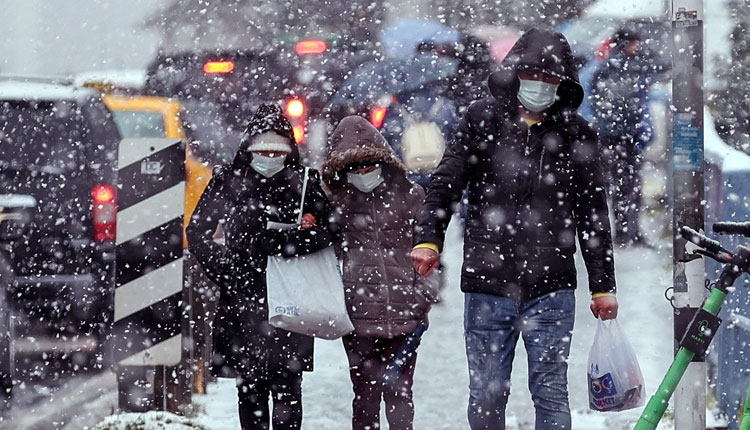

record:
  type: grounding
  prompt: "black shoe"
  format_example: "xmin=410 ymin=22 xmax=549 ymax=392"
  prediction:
xmin=0 ymin=371 xmax=11 ymax=416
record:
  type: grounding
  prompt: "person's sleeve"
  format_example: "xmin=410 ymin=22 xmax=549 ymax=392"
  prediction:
xmin=413 ymin=242 xmax=440 ymax=254
xmin=415 ymin=108 xmax=474 ymax=251
xmin=409 ymin=185 xmax=440 ymax=304
xmin=255 ymin=170 xmax=336 ymax=258
xmin=186 ymin=167 xmax=231 ymax=285
xmin=571 ymin=125 xmax=617 ymax=296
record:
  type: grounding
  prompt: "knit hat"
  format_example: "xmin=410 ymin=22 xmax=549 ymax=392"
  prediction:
xmin=246 ymin=131 xmax=292 ymax=153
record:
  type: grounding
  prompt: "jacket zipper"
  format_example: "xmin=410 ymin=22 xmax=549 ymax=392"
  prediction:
xmin=371 ymin=195 xmax=392 ymax=336
xmin=523 ymin=121 xmax=550 ymax=186
xmin=524 ymin=126 xmax=532 ymax=156
xmin=538 ymin=146 xmax=546 ymax=185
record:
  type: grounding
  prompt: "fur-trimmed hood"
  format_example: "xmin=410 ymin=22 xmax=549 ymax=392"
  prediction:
xmin=322 ymin=115 xmax=406 ymax=190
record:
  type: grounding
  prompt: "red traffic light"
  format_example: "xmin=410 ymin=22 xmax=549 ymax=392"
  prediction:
xmin=295 ymin=40 xmax=327 ymax=55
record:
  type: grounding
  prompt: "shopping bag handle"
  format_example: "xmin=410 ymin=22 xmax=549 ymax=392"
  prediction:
xmin=296 ymin=167 xmax=310 ymax=225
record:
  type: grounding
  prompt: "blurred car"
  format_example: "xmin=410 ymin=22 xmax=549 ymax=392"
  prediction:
xmin=0 ymin=76 xmax=120 ymax=362
xmin=143 ymin=36 xmax=377 ymax=167
xmin=100 ymin=94 xmax=211 ymax=246
xmin=0 ymin=193 xmax=36 ymax=414
xmin=74 ymin=69 xmax=147 ymax=94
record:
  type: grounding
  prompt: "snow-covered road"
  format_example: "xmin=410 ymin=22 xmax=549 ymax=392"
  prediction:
xmin=195 ymin=218 xmax=679 ymax=430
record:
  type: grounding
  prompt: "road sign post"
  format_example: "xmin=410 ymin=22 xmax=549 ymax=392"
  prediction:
xmin=114 ymin=138 xmax=191 ymax=412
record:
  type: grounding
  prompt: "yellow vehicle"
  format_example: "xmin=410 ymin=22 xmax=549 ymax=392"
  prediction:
xmin=102 ymin=94 xmax=213 ymax=247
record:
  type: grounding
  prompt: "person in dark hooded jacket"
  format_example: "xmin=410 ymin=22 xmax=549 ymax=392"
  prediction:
xmin=591 ymin=29 xmax=661 ymax=246
xmin=411 ymin=29 xmax=619 ymax=429
xmin=322 ymin=116 xmax=439 ymax=430
xmin=187 ymin=103 xmax=335 ymax=430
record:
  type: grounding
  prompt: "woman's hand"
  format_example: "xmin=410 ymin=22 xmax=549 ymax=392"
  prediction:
xmin=301 ymin=213 xmax=317 ymax=229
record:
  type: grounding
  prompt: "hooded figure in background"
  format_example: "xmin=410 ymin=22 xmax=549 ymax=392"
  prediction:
xmin=591 ymin=29 xmax=661 ymax=246
xmin=322 ymin=116 xmax=439 ymax=430
xmin=447 ymin=34 xmax=496 ymax=114
xmin=187 ymin=103 xmax=335 ymax=430
xmin=411 ymin=29 xmax=618 ymax=429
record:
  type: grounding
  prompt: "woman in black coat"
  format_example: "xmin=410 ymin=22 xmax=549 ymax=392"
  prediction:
xmin=187 ymin=104 xmax=335 ymax=430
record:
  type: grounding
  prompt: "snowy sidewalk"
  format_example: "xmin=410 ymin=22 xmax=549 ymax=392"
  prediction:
xmin=194 ymin=219 xmax=676 ymax=430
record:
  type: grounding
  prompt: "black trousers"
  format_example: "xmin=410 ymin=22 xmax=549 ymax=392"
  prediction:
xmin=603 ymin=136 xmax=643 ymax=244
xmin=343 ymin=334 xmax=418 ymax=430
xmin=237 ymin=368 xmax=303 ymax=430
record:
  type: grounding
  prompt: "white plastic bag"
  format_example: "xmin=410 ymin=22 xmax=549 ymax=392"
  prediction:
xmin=267 ymin=246 xmax=354 ymax=340
xmin=587 ymin=318 xmax=645 ymax=412
xmin=265 ymin=167 xmax=354 ymax=340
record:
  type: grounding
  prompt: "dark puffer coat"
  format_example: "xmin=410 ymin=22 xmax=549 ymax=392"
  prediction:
xmin=591 ymin=49 xmax=656 ymax=141
xmin=416 ymin=29 xmax=617 ymax=300
xmin=187 ymin=104 xmax=335 ymax=380
xmin=322 ymin=116 xmax=439 ymax=338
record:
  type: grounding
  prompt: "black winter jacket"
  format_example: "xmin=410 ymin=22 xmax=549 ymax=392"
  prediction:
xmin=591 ymin=49 xmax=656 ymax=140
xmin=187 ymin=104 xmax=335 ymax=380
xmin=416 ymin=29 xmax=617 ymax=300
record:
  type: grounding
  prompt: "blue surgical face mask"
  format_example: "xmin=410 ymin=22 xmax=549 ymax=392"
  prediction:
xmin=517 ymin=78 xmax=559 ymax=113
xmin=251 ymin=153 xmax=287 ymax=177
xmin=346 ymin=167 xmax=384 ymax=193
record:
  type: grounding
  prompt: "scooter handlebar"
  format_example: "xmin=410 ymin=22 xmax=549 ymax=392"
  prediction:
xmin=713 ymin=222 xmax=750 ymax=237
xmin=679 ymin=226 xmax=728 ymax=256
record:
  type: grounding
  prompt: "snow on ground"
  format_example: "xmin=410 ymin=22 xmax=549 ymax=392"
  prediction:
xmin=194 ymin=217 xmax=679 ymax=429
xmin=93 ymin=411 xmax=206 ymax=430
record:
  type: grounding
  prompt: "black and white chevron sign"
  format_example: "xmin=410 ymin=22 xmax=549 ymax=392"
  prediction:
xmin=114 ymin=138 xmax=185 ymax=366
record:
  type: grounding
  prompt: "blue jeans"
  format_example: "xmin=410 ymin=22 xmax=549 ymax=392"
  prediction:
xmin=464 ymin=290 xmax=576 ymax=430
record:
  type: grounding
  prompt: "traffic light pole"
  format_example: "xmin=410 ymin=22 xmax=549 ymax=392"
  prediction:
xmin=670 ymin=0 xmax=705 ymax=429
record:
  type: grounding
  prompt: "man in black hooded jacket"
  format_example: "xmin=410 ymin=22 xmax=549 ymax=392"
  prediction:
xmin=411 ymin=29 xmax=618 ymax=429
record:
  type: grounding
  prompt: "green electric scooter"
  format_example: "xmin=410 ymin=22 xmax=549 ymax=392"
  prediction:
xmin=634 ymin=222 xmax=750 ymax=430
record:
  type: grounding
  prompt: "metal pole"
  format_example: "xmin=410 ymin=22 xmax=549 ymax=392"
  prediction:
xmin=671 ymin=1 xmax=705 ymax=429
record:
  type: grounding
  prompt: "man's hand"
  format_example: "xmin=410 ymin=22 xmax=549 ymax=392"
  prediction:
xmin=591 ymin=295 xmax=618 ymax=320
xmin=301 ymin=213 xmax=317 ymax=229
xmin=411 ymin=247 xmax=439 ymax=278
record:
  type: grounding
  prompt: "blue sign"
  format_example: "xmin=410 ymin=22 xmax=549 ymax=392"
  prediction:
xmin=674 ymin=112 xmax=704 ymax=171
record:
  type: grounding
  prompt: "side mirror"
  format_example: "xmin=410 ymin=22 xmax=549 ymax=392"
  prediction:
xmin=0 ymin=194 xmax=36 ymax=242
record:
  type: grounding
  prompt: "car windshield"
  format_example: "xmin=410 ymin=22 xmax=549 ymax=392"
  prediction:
xmin=181 ymin=100 xmax=241 ymax=166
xmin=110 ymin=110 xmax=166 ymax=138
xmin=146 ymin=52 xmax=293 ymax=130
xmin=0 ymin=99 xmax=89 ymax=173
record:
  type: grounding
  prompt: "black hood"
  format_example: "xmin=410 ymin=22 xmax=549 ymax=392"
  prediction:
xmin=488 ymin=28 xmax=584 ymax=112
xmin=232 ymin=103 xmax=300 ymax=170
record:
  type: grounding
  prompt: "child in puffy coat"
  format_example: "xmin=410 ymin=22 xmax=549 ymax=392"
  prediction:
xmin=321 ymin=115 xmax=439 ymax=430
